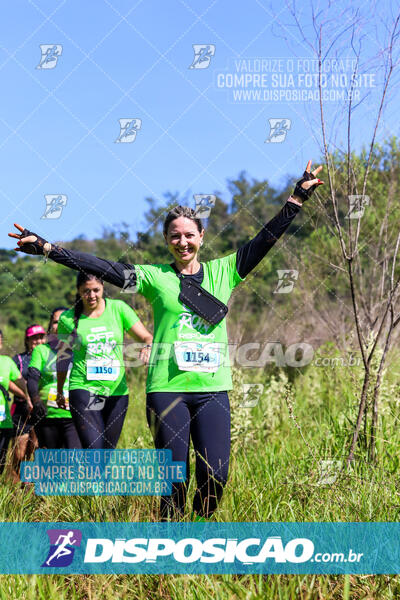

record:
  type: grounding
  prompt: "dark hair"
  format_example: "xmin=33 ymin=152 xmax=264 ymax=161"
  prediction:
xmin=74 ymin=272 xmax=104 ymax=334
xmin=163 ymin=205 xmax=204 ymax=236
xmin=47 ymin=306 xmax=68 ymax=334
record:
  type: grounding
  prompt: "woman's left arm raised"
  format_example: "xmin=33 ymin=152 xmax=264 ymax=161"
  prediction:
xmin=235 ymin=160 xmax=323 ymax=278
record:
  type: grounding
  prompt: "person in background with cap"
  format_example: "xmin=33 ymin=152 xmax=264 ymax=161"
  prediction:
xmin=0 ymin=329 xmax=30 ymax=476
xmin=10 ymin=323 xmax=46 ymax=482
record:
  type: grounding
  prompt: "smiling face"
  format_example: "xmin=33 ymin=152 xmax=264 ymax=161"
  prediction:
xmin=26 ymin=333 xmax=46 ymax=352
xmin=78 ymin=279 xmax=104 ymax=311
xmin=164 ymin=216 xmax=204 ymax=265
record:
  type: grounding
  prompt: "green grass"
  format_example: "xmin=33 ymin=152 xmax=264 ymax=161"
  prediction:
xmin=1 ymin=354 xmax=400 ymax=598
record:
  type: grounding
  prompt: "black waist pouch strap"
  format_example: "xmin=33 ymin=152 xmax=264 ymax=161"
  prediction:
xmin=173 ymin=267 xmax=229 ymax=326
xmin=0 ymin=384 xmax=9 ymax=403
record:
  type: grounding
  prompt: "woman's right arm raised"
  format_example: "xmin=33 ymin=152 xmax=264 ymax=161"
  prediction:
xmin=8 ymin=223 xmax=135 ymax=289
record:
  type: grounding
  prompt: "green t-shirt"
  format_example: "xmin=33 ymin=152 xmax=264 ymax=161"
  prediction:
xmin=58 ymin=298 xmax=139 ymax=396
xmin=135 ymin=252 xmax=243 ymax=393
xmin=29 ymin=343 xmax=71 ymax=419
xmin=0 ymin=356 xmax=20 ymax=429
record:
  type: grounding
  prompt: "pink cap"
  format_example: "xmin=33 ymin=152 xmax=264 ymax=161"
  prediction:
xmin=25 ymin=325 xmax=46 ymax=337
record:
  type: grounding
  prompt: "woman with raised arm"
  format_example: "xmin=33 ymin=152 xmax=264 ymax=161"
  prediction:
xmin=9 ymin=161 xmax=323 ymax=519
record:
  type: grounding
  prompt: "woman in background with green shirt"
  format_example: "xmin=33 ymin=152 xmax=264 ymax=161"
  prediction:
xmin=0 ymin=328 xmax=29 ymax=473
xmin=27 ymin=308 xmax=81 ymax=449
xmin=56 ymin=271 xmax=153 ymax=449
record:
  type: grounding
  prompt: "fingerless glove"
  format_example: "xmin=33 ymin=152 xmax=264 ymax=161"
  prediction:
xmin=18 ymin=229 xmax=50 ymax=256
xmin=293 ymin=170 xmax=319 ymax=202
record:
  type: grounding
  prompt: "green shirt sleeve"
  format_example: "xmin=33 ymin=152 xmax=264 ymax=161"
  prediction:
xmin=116 ymin=300 xmax=140 ymax=331
xmin=9 ymin=357 xmax=21 ymax=382
xmin=213 ymin=252 xmax=244 ymax=290
xmin=58 ymin=311 xmax=74 ymax=344
xmin=29 ymin=345 xmax=45 ymax=371
xmin=134 ymin=264 xmax=158 ymax=300
xmin=227 ymin=251 xmax=243 ymax=289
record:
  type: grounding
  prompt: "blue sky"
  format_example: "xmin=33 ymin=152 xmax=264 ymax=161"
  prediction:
xmin=1 ymin=0 xmax=399 ymax=248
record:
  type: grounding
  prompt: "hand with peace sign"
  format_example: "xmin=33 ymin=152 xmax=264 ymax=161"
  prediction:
xmin=290 ymin=160 xmax=324 ymax=205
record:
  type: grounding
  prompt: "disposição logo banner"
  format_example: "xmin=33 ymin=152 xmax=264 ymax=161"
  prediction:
xmin=0 ymin=522 xmax=397 ymax=574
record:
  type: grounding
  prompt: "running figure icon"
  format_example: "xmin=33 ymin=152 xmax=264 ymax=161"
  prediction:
xmin=45 ymin=530 xmax=78 ymax=566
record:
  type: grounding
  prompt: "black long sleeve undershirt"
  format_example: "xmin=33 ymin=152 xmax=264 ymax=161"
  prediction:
xmin=49 ymin=246 xmax=130 ymax=287
xmin=48 ymin=201 xmax=300 ymax=285
xmin=27 ymin=367 xmax=41 ymax=400
xmin=27 ymin=341 xmax=72 ymax=400
xmin=236 ymin=200 xmax=300 ymax=278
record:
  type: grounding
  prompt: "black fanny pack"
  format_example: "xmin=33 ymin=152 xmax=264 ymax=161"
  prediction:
xmin=172 ymin=265 xmax=228 ymax=325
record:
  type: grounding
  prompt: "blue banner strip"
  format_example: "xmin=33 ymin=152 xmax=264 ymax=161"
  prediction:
xmin=0 ymin=522 xmax=398 ymax=574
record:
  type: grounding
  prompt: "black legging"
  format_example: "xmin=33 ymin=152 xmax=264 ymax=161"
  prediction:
xmin=69 ymin=389 xmax=129 ymax=449
xmin=36 ymin=417 xmax=82 ymax=449
xmin=0 ymin=429 xmax=13 ymax=474
xmin=146 ymin=391 xmax=230 ymax=520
